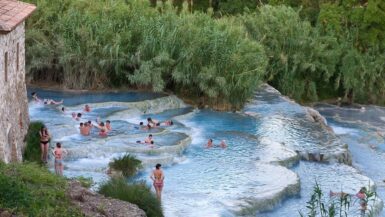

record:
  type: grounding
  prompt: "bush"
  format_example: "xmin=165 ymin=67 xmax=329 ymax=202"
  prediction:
xmin=109 ymin=154 xmax=142 ymax=177
xmin=99 ymin=178 xmax=163 ymax=217
xmin=23 ymin=121 xmax=45 ymax=163
xmin=0 ymin=163 xmax=82 ymax=217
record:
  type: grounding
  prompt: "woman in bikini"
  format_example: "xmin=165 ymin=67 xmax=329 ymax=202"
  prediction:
xmin=52 ymin=142 xmax=67 ymax=176
xmin=39 ymin=126 xmax=50 ymax=163
xmin=150 ymin=164 xmax=165 ymax=201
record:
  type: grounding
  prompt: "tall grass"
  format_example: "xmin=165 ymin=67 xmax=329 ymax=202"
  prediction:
xmin=0 ymin=163 xmax=82 ymax=216
xmin=99 ymin=178 xmax=163 ymax=217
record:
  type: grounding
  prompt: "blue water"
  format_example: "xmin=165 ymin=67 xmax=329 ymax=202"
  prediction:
xmin=28 ymin=87 xmax=165 ymax=106
xmin=28 ymin=87 xmax=384 ymax=217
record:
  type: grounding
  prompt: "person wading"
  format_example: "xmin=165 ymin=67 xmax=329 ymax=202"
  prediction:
xmin=150 ymin=164 xmax=165 ymax=201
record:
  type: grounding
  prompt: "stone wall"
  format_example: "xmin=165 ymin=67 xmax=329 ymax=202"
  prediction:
xmin=0 ymin=22 xmax=30 ymax=163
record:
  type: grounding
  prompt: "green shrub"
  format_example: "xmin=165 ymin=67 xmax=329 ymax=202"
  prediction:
xmin=23 ymin=121 xmax=45 ymax=163
xmin=109 ymin=154 xmax=142 ymax=177
xmin=99 ymin=178 xmax=163 ymax=217
xmin=0 ymin=163 xmax=82 ymax=217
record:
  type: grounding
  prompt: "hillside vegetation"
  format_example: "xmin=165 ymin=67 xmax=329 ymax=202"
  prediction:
xmin=25 ymin=0 xmax=385 ymax=107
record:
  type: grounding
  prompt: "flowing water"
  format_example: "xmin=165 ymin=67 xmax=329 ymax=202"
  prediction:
xmin=28 ymin=87 xmax=384 ymax=216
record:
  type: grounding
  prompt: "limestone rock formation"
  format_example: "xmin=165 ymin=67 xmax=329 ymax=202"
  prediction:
xmin=67 ymin=180 xmax=146 ymax=217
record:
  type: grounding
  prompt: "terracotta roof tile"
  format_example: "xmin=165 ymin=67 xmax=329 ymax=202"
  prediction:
xmin=0 ymin=0 xmax=36 ymax=33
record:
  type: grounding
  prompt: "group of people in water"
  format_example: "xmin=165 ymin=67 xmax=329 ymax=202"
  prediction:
xmin=33 ymin=91 xmax=371 ymax=209
xmin=33 ymin=92 xmax=167 ymax=199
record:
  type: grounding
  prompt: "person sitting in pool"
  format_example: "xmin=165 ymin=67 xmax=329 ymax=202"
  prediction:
xmin=145 ymin=134 xmax=153 ymax=144
xmin=137 ymin=122 xmax=152 ymax=130
xmin=162 ymin=120 xmax=174 ymax=126
xmin=84 ymin=104 xmax=91 ymax=112
xmin=219 ymin=140 xmax=227 ymax=149
xmin=79 ymin=122 xmax=90 ymax=136
xmin=71 ymin=112 xmax=82 ymax=121
xmin=94 ymin=122 xmax=109 ymax=137
xmin=106 ymin=120 xmax=112 ymax=132
xmin=87 ymin=120 xmax=93 ymax=130
xmin=147 ymin=117 xmax=160 ymax=127
xmin=136 ymin=140 xmax=155 ymax=148
xmin=205 ymin=139 xmax=213 ymax=148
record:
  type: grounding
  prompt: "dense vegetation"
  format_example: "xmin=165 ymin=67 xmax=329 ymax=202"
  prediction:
xmin=102 ymin=155 xmax=162 ymax=217
xmin=109 ymin=154 xmax=142 ymax=177
xmin=0 ymin=163 xmax=82 ymax=217
xmin=23 ymin=121 xmax=45 ymax=163
xmin=25 ymin=0 xmax=385 ymax=107
xmin=99 ymin=178 xmax=163 ymax=217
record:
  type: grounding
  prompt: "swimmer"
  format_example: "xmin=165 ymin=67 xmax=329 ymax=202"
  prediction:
xmin=150 ymin=164 xmax=164 ymax=201
xmin=79 ymin=122 xmax=89 ymax=136
xmin=43 ymin=98 xmax=63 ymax=105
xmin=31 ymin=92 xmax=42 ymax=102
xmin=145 ymin=134 xmax=153 ymax=144
xmin=84 ymin=104 xmax=91 ymax=112
xmin=137 ymin=122 xmax=152 ymax=130
xmin=106 ymin=120 xmax=112 ymax=132
xmin=71 ymin=112 xmax=82 ymax=121
xmin=87 ymin=120 xmax=93 ymax=130
xmin=162 ymin=120 xmax=174 ymax=126
xmin=219 ymin=140 xmax=227 ymax=149
xmin=147 ymin=117 xmax=160 ymax=127
xmin=61 ymin=107 xmax=65 ymax=113
xmin=32 ymin=92 xmax=63 ymax=105
xmin=94 ymin=122 xmax=108 ymax=137
xmin=52 ymin=142 xmax=67 ymax=176
xmin=205 ymin=139 xmax=213 ymax=148
xmin=136 ymin=140 xmax=155 ymax=148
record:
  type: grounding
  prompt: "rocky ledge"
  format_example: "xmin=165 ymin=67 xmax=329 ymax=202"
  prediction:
xmin=67 ymin=180 xmax=146 ymax=217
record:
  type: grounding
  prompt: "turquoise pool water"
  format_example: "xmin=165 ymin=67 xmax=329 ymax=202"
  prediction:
xmin=28 ymin=87 xmax=384 ymax=216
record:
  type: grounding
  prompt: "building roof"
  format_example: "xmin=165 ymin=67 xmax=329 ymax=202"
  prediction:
xmin=0 ymin=0 xmax=36 ymax=33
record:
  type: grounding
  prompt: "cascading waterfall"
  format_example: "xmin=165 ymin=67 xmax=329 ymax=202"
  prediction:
xmin=28 ymin=87 xmax=384 ymax=217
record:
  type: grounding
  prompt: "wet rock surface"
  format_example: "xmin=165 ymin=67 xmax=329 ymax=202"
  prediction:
xmin=67 ymin=180 xmax=146 ymax=217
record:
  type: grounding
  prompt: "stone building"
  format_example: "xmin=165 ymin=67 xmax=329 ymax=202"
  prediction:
xmin=0 ymin=0 xmax=35 ymax=163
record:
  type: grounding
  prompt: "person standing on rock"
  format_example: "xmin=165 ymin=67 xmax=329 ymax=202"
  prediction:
xmin=39 ymin=126 xmax=50 ymax=163
xmin=150 ymin=164 xmax=164 ymax=201
xmin=52 ymin=142 xmax=67 ymax=176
